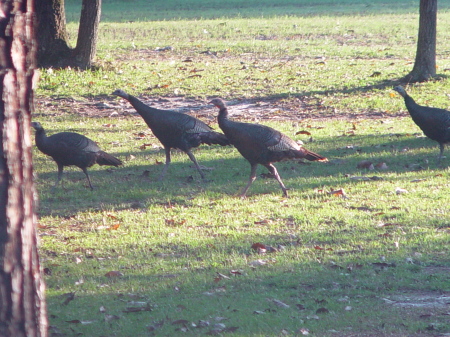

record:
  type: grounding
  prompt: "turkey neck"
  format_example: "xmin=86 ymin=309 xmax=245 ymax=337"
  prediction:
xmin=217 ymin=106 xmax=230 ymax=130
xmin=34 ymin=127 xmax=47 ymax=148
xmin=126 ymin=94 xmax=158 ymax=122
xmin=402 ymin=94 xmax=419 ymax=115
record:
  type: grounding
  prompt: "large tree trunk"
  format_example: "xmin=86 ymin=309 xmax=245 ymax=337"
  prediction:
xmin=0 ymin=1 xmax=48 ymax=336
xmin=403 ymin=0 xmax=437 ymax=82
xmin=36 ymin=0 xmax=73 ymax=68
xmin=74 ymin=0 xmax=102 ymax=69
xmin=36 ymin=0 xmax=102 ymax=69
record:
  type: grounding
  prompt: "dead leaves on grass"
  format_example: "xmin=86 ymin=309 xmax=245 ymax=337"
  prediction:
xmin=356 ymin=160 xmax=388 ymax=171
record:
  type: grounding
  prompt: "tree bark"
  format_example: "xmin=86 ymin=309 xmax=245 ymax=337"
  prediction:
xmin=36 ymin=0 xmax=73 ymax=68
xmin=403 ymin=0 xmax=437 ymax=82
xmin=74 ymin=0 xmax=102 ymax=69
xmin=36 ymin=0 xmax=102 ymax=69
xmin=0 ymin=0 xmax=48 ymax=336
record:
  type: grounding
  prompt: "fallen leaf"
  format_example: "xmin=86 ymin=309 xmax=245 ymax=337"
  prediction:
xmin=251 ymin=242 xmax=266 ymax=251
xmin=372 ymin=262 xmax=396 ymax=268
xmin=123 ymin=306 xmax=152 ymax=313
xmin=328 ymin=188 xmax=347 ymax=198
xmin=269 ymin=298 xmax=290 ymax=308
xmin=295 ymin=130 xmax=312 ymax=136
xmin=165 ymin=218 xmax=186 ymax=227
xmin=377 ymin=222 xmax=401 ymax=227
xmin=104 ymin=314 xmax=120 ymax=322
xmin=297 ymin=328 xmax=310 ymax=335
xmin=216 ymin=272 xmax=231 ymax=280
xmin=375 ymin=162 xmax=388 ymax=170
xmin=253 ymin=310 xmax=265 ymax=315
xmin=254 ymin=219 xmax=270 ymax=225
xmin=395 ymin=187 xmax=408 ymax=194
xmin=420 ymin=314 xmax=433 ymax=319
xmin=357 ymin=160 xmax=373 ymax=169
xmin=107 ymin=224 xmax=121 ymax=230
xmin=172 ymin=319 xmax=189 ymax=325
xmin=139 ymin=143 xmax=154 ymax=150
xmin=265 ymin=245 xmax=278 ymax=253
xmin=197 ymin=320 xmax=210 ymax=327
xmin=105 ymin=271 xmax=123 ymax=278
xmin=249 ymin=259 xmax=267 ymax=266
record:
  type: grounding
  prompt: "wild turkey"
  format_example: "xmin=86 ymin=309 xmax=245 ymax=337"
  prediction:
xmin=394 ymin=85 xmax=450 ymax=163
xmin=111 ymin=89 xmax=230 ymax=180
xmin=209 ymin=98 xmax=328 ymax=197
xmin=31 ymin=122 xmax=122 ymax=190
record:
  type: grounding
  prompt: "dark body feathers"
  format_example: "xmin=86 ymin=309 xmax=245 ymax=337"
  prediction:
xmin=210 ymin=98 xmax=327 ymax=197
xmin=31 ymin=122 xmax=122 ymax=190
xmin=394 ymin=86 xmax=450 ymax=163
xmin=112 ymin=89 xmax=229 ymax=180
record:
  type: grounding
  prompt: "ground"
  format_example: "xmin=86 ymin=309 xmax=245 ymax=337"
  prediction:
xmin=35 ymin=95 xmax=406 ymax=124
xmin=34 ymin=95 xmax=450 ymax=337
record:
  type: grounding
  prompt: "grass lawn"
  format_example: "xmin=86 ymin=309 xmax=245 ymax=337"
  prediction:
xmin=35 ymin=1 xmax=450 ymax=336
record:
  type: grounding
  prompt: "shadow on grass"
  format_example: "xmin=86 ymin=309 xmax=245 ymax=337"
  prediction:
xmin=34 ymin=130 xmax=449 ymax=218
xmin=42 ymin=231 xmax=450 ymax=336
xmin=218 ymin=75 xmax=449 ymax=116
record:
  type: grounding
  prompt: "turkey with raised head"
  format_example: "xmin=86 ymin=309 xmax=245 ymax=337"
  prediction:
xmin=394 ymin=85 xmax=450 ymax=163
xmin=112 ymin=89 xmax=230 ymax=180
xmin=209 ymin=98 xmax=328 ymax=197
xmin=31 ymin=122 xmax=122 ymax=191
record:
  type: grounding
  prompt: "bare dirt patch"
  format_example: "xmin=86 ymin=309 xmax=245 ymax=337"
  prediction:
xmin=382 ymin=292 xmax=450 ymax=309
xmin=34 ymin=95 xmax=405 ymax=123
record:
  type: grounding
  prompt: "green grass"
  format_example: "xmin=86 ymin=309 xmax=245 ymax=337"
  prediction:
xmin=35 ymin=1 xmax=450 ymax=336
xmin=43 ymin=9 xmax=450 ymax=114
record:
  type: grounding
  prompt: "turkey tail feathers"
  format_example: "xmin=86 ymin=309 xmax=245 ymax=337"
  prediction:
xmin=199 ymin=132 xmax=230 ymax=146
xmin=301 ymin=149 xmax=328 ymax=162
xmin=96 ymin=152 xmax=123 ymax=167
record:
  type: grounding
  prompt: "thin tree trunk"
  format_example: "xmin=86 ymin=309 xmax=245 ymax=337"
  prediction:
xmin=0 ymin=0 xmax=48 ymax=336
xmin=74 ymin=0 xmax=102 ymax=69
xmin=403 ymin=0 xmax=437 ymax=82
